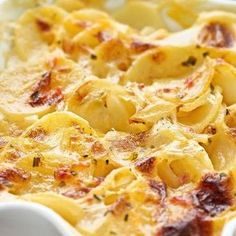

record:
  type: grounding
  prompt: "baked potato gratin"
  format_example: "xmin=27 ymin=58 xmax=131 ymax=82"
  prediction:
xmin=2 ymin=0 xmax=236 ymax=235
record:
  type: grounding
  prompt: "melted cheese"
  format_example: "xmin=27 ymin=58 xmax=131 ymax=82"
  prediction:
xmin=1 ymin=1 xmax=236 ymax=236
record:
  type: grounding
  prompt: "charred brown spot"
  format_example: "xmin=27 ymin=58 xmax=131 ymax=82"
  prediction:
xmin=91 ymin=141 xmax=107 ymax=156
xmin=229 ymin=128 xmax=236 ymax=138
xmin=138 ymin=83 xmax=145 ymax=90
xmin=109 ymin=197 xmax=131 ymax=216
xmin=163 ymin=88 xmax=171 ymax=93
xmin=62 ymin=187 xmax=91 ymax=199
xmin=95 ymin=31 xmax=112 ymax=42
xmin=135 ymin=157 xmax=155 ymax=174
xmin=170 ymin=196 xmax=191 ymax=208
xmin=54 ymin=166 xmax=74 ymax=182
xmin=192 ymin=173 xmax=233 ymax=217
xmin=204 ymin=125 xmax=217 ymax=135
xmin=132 ymin=132 xmax=148 ymax=145
xmin=155 ymin=174 xmax=229 ymax=236
xmin=36 ymin=72 xmax=52 ymax=90
xmin=131 ymin=41 xmax=154 ymax=53
xmin=112 ymin=132 xmax=147 ymax=152
xmin=152 ymin=52 xmax=165 ymax=62
xmin=36 ymin=19 xmax=51 ymax=32
xmin=5 ymin=150 xmax=23 ymax=161
xmin=117 ymin=62 xmax=129 ymax=71
xmin=25 ymin=127 xmax=47 ymax=141
xmin=88 ymin=176 xmax=104 ymax=188
xmin=47 ymin=88 xmax=64 ymax=105
xmin=149 ymin=180 xmax=167 ymax=202
xmin=184 ymin=78 xmax=194 ymax=89
xmin=0 ymin=168 xmax=31 ymax=187
xmin=29 ymin=72 xmax=63 ymax=107
xmin=157 ymin=210 xmax=211 ymax=236
xmin=29 ymin=88 xmax=63 ymax=107
xmin=198 ymin=22 xmax=234 ymax=48
xmin=112 ymin=137 xmax=136 ymax=152
xmin=29 ymin=72 xmax=51 ymax=106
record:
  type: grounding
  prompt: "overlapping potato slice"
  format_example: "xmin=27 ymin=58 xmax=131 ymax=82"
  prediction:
xmin=177 ymin=87 xmax=223 ymax=133
xmin=63 ymin=9 xmax=111 ymax=38
xmin=2 ymin=2 xmax=236 ymax=236
xmin=213 ymin=60 xmax=236 ymax=105
xmin=67 ymin=79 xmax=138 ymax=133
xmin=0 ymin=112 xmax=117 ymax=196
xmin=157 ymin=11 xmax=236 ymax=71
xmin=75 ymin=165 xmax=229 ymax=236
xmin=0 ymin=52 xmax=84 ymax=131
xmin=124 ymin=45 xmax=210 ymax=85
xmin=90 ymin=38 xmax=132 ymax=79
xmin=153 ymin=57 xmax=214 ymax=104
xmin=205 ymin=105 xmax=236 ymax=171
xmin=205 ymin=124 xmax=236 ymax=171
xmin=159 ymin=11 xmax=236 ymax=47
xmin=67 ymin=78 xmax=179 ymax=133
xmin=102 ymin=119 xmax=213 ymax=188
xmin=76 ymin=167 xmax=157 ymax=236
xmin=55 ymin=0 xmax=85 ymax=12
xmin=60 ymin=9 xmax=133 ymax=57
xmin=14 ymin=5 xmax=67 ymax=60
xmin=129 ymin=98 xmax=176 ymax=127
xmin=141 ymin=138 xmax=213 ymax=188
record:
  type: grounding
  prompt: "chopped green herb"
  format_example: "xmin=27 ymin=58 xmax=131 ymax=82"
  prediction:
xmin=91 ymin=54 xmax=97 ymax=60
xmin=59 ymin=181 xmax=66 ymax=187
xmin=220 ymin=172 xmax=227 ymax=178
xmin=181 ymin=56 xmax=197 ymax=67
xmin=210 ymin=84 xmax=214 ymax=91
xmin=226 ymin=108 xmax=230 ymax=115
xmin=92 ymin=159 xmax=98 ymax=165
xmin=32 ymin=156 xmax=41 ymax=167
xmin=93 ymin=194 xmax=101 ymax=201
xmin=124 ymin=213 xmax=129 ymax=222
xmin=203 ymin=51 xmax=209 ymax=57
xmin=71 ymin=171 xmax=77 ymax=176
xmin=109 ymin=231 xmax=117 ymax=235
xmin=131 ymin=152 xmax=138 ymax=161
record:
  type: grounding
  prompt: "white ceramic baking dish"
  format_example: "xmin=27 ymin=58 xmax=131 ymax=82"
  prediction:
xmin=0 ymin=202 xmax=80 ymax=236
xmin=1 ymin=0 xmax=236 ymax=235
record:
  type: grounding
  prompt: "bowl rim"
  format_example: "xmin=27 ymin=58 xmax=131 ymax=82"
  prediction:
xmin=0 ymin=201 xmax=79 ymax=236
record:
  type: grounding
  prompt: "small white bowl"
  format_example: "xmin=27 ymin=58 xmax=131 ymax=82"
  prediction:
xmin=222 ymin=218 xmax=236 ymax=236
xmin=0 ymin=202 xmax=79 ymax=236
